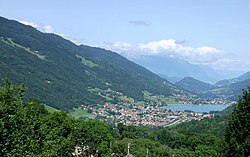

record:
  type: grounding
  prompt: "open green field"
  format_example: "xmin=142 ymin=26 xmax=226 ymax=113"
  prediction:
xmin=44 ymin=105 xmax=95 ymax=119
xmin=143 ymin=91 xmax=177 ymax=105
xmin=44 ymin=104 xmax=59 ymax=113
xmin=2 ymin=38 xmax=47 ymax=61
xmin=76 ymin=54 xmax=98 ymax=68
xmin=119 ymin=95 xmax=134 ymax=103
xmin=69 ymin=107 xmax=96 ymax=119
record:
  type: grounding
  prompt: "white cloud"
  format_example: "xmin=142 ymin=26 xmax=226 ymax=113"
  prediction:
xmin=104 ymin=39 xmax=250 ymax=71
xmin=19 ymin=21 xmax=54 ymax=33
xmin=112 ymin=41 xmax=132 ymax=51
xmin=102 ymin=39 xmax=224 ymax=64
xmin=19 ymin=20 xmax=86 ymax=45
xmin=102 ymin=39 xmax=250 ymax=71
xmin=211 ymin=58 xmax=250 ymax=71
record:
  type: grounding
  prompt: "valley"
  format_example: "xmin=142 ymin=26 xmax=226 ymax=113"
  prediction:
xmin=0 ymin=16 xmax=240 ymax=127
xmin=67 ymin=86 xmax=234 ymax=126
xmin=0 ymin=10 xmax=250 ymax=156
xmin=80 ymin=102 xmax=215 ymax=127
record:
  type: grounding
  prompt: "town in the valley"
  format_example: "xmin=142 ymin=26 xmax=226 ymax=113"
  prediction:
xmin=80 ymin=91 xmax=234 ymax=127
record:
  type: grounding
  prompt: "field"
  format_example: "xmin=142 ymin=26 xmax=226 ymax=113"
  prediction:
xmin=44 ymin=104 xmax=59 ymax=113
xmin=69 ymin=107 xmax=96 ymax=119
xmin=44 ymin=105 xmax=95 ymax=119
xmin=143 ymin=91 xmax=177 ymax=105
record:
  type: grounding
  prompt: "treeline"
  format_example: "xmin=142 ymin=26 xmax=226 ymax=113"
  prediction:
xmin=175 ymin=105 xmax=234 ymax=137
xmin=0 ymin=76 xmax=113 ymax=156
xmin=0 ymin=77 xmax=249 ymax=156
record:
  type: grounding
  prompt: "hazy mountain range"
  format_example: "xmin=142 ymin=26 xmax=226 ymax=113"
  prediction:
xmin=131 ymin=55 xmax=243 ymax=84
xmin=175 ymin=72 xmax=250 ymax=100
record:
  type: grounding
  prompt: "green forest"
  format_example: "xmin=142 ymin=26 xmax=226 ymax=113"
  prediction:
xmin=0 ymin=15 xmax=182 ymax=110
xmin=1 ymin=76 xmax=250 ymax=156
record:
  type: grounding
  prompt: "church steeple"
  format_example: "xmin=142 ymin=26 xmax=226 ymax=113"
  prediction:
xmin=124 ymin=143 xmax=134 ymax=157
xmin=128 ymin=143 xmax=130 ymax=155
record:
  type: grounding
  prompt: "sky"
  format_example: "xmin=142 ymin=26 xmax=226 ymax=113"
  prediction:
xmin=0 ymin=0 xmax=250 ymax=72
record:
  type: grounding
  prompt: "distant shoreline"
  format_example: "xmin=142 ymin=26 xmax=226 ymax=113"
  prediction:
xmin=167 ymin=103 xmax=231 ymax=106
xmin=164 ymin=104 xmax=230 ymax=113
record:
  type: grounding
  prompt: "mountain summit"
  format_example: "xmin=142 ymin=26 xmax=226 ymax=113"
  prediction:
xmin=132 ymin=55 xmax=242 ymax=84
xmin=0 ymin=16 xmax=184 ymax=110
xmin=175 ymin=77 xmax=213 ymax=94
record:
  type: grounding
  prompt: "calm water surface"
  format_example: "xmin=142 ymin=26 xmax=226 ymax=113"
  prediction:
xmin=165 ymin=104 xmax=230 ymax=113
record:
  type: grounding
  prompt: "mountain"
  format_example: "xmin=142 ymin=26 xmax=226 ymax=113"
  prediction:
xmin=211 ymin=71 xmax=250 ymax=100
xmin=215 ymin=71 xmax=250 ymax=86
xmin=239 ymin=71 xmax=250 ymax=80
xmin=131 ymin=55 xmax=242 ymax=84
xmin=175 ymin=77 xmax=213 ymax=94
xmin=132 ymin=55 xmax=219 ymax=83
xmin=0 ymin=16 xmax=183 ymax=110
xmin=209 ymin=78 xmax=250 ymax=100
xmin=173 ymin=72 xmax=250 ymax=100
xmin=180 ymin=72 xmax=250 ymax=100
xmin=158 ymin=74 xmax=182 ymax=84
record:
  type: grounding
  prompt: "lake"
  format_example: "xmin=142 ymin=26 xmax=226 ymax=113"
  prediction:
xmin=165 ymin=104 xmax=230 ymax=113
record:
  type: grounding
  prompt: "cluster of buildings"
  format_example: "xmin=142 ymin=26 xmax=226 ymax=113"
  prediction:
xmin=83 ymin=87 xmax=234 ymax=127
xmin=174 ymin=94 xmax=235 ymax=105
xmin=80 ymin=102 xmax=214 ymax=127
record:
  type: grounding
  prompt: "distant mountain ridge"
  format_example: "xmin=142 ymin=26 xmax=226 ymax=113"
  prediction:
xmin=0 ymin=16 xmax=184 ymax=110
xmin=209 ymin=72 xmax=250 ymax=100
xmin=215 ymin=71 xmax=250 ymax=86
xmin=175 ymin=77 xmax=213 ymax=94
xmin=131 ymin=54 xmax=243 ymax=84
xmin=175 ymin=72 xmax=250 ymax=100
xmin=158 ymin=74 xmax=182 ymax=84
xmin=132 ymin=55 xmax=217 ymax=83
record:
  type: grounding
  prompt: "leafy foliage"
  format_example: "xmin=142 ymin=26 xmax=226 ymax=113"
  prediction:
xmin=111 ymin=138 xmax=170 ymax=157
xmin=115 ymin=123 xmax=225 ymax=156
xmin=175 ymin=106 xmax=233 ymax=137
xmin=1 ymin=16 xmax=250 ymax=156
xmin=0 ymin=76 xmax=229 ymax=156
xmin=1 ymin=76 xmax=250 ymax=156
xmin=225 ymin=89 xmax=250 ymax=156
xmin=0 ymin=77 xmax=113 ymax=156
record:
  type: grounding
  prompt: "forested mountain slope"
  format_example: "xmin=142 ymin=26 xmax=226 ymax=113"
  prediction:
xmin=175 ymin=74 xmax=250 ymax=100
xmin=175 ymin=77 xmax=213 ymax=94
xmin=0 ymin=16 xmax=183 ymax=110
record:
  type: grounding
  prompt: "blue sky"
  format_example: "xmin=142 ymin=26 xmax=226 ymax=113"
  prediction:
xmin=0 ymin=0 xmax=250 ymax=71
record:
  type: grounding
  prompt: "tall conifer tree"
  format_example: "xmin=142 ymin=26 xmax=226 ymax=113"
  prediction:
xmin=225 ymin=89 xmax=250 ymax=156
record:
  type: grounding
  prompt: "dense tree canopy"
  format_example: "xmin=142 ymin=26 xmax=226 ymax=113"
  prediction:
xmin=225 ymin=89 xmax=250 ymax=157
xmin=0 ymin=76 xmax=113 ymax=156
xmin=1 ymin=76 xmax=249 ymax=156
